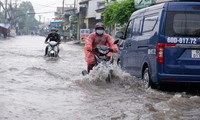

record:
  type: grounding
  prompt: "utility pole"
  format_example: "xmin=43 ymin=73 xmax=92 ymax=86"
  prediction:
xmin=74 ymin=0 xmax=76 ymax=14
xmin=62 ymin=0 xmax=64 ymax=14
xmin=38 ymin=15 xmax=42 ymax=23
xmin=0 ymin=1 xmax=6 ymax=21
xmin=0 ymin=0 xmax=1 ymax=13
xmin=74 ymin=0 xmax=76 ymax=40
xmin=5 ymin=0 xmax=7 ymax=21
xmin=43 ymin=16 xmax=45 ymax=24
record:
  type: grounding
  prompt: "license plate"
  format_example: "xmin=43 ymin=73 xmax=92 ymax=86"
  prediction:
xmin=191 ymin=50 xmax=200 ymax=58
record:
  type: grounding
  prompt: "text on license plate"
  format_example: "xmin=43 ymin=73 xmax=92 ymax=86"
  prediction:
xmin=192 ymin=50 xmax=200 ymax=58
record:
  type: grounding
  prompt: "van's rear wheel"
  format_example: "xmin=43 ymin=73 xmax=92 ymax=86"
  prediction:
xmin=143 ymin=68 xmax=156 ymax=89
xmin=143 ymin=68 xmax=150 ymax=88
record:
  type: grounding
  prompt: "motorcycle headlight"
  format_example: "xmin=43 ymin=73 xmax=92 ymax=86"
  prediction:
xmin=98 ymin=49 xmax=109 ymax=54
xmin=49 ymin=41 xmax=57 ymax=46
xmin=50 ymin=50 xmax=55 ymax=54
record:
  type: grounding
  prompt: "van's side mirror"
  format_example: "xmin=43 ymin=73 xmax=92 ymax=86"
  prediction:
xmin=115 ymin=32 xmax=124 ymax=39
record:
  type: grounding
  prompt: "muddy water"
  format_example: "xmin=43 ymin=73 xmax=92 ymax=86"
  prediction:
xmin=0 ymin=36 xmax=200 ymax=120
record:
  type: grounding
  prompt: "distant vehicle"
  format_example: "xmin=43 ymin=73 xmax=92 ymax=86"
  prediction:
xmin=49 ymin=21 xmax=63 ymax=37
xmin=116 ymin=2 xmax=200 ymax=89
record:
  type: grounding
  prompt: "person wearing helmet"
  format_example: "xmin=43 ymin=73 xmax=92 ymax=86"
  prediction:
xmin=84 ymin=22 xmax=119 ymax=73
xmin=44 ymin=27 xmax=61 ymax=56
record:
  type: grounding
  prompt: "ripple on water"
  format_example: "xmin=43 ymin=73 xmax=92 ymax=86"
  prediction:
xmin=0 ymin=70 xmax=7 ymax=73
xmin=8 ymin=68 xmax=19 ymax=72
xmin=20 ymin=67 xmax=69 ymax=81
xmin=21 ymin=67 xmax=47 ymax=75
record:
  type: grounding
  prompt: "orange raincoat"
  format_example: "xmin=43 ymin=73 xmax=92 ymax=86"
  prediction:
xmin=84 ymin=32 xmax=119 ymax=64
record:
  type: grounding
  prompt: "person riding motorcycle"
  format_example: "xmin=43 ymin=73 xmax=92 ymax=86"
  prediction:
xmin=44 ymin=27 xmax=61 ymax=56
xmin=84 ymin=22 xmax=119 ymax=73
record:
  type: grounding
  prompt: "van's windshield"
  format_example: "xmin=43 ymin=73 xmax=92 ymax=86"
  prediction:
xmin=165 ymin=12 xmax=200 ymax=37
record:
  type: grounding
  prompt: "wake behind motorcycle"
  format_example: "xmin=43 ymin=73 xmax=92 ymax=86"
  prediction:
xmin=47 ymin=41 xmax=59 ymax=57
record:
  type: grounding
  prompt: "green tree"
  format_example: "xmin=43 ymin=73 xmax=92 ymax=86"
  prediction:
xmin=103 ymin=0 xmax=135 ymax=26
xmin=17 ymin=1 xmax=39 ymax=34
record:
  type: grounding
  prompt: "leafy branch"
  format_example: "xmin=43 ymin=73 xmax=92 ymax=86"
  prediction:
xmin=102 ymin=0 xmax=135 ymax=26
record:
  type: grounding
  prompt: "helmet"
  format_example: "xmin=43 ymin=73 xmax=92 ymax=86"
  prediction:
xmin=51 ymin=27 xmax=57 ymax=32
xmin=95 ymin=22 xmax=104 ymax=29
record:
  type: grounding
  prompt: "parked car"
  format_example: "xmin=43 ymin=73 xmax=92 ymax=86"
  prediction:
xmin=116 ymin=2 xmax=200 ymax=89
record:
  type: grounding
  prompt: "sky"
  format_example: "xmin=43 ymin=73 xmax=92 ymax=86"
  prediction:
xmin=21 ymin=0 xmax=74 ymax=22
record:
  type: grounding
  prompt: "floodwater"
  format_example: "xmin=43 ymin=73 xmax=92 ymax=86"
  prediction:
xmin=0 ymin=36 xmax=200 ymax=120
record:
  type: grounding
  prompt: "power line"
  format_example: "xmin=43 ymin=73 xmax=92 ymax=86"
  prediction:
xmin=32 ymin=2 xmax=60 ymax=9
xmin=29 ymin=11 xmax=55 ymax=14
xmin=30 ymin=0 xmax=62 ymax=9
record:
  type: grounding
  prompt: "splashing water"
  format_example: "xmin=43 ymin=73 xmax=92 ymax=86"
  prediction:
xmin=77 ymin=63 xmax=144 ymax=90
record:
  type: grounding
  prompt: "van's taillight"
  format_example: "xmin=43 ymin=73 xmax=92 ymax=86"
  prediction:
xmin=157 ymin=43 xmax=164 ymax=64
xmin=156 ymin=43 xmax=176 ymax=64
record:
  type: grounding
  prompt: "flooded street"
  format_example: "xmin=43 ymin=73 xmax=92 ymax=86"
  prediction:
xmin=0 ymin=36 xmax=200 ymax=120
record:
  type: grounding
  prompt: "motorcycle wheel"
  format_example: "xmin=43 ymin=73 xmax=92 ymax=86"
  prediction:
xmin=82 ymin=70 xmax=88 ymax=76
xmin=106 ymin=70 xmax=112 ymax=83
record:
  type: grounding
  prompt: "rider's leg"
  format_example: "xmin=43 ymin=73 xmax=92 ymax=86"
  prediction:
xmin=57 ymin=46 xmax=59 ymax=53
xmin=45 ymin=45 xmax=48 ymax=56
xmin=87 ymin=64 xmax=95 ymax=73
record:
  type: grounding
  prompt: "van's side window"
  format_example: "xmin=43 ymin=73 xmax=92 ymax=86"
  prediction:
xmin=143 ymin=15 xmax=158 ymax=33
xmin=132 ymin=17 xmax=143 ymax=36
xmin=125 ymin=20 xmax=133 ymax=38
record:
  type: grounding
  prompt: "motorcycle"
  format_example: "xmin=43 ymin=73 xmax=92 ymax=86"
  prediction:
xmin=47 ymin=41 xmax=59 ymax=57
xmin=94 ymin=45 xmax=114 ymax=82
xmin=82 ymin=40 xmax=119 ymax=83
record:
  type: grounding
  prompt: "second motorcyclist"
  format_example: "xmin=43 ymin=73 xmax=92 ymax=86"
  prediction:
xmin=84 ymin=22 xmax=119 ymax=73
xmin=44 ymin=27 xmax=61 ymax=56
